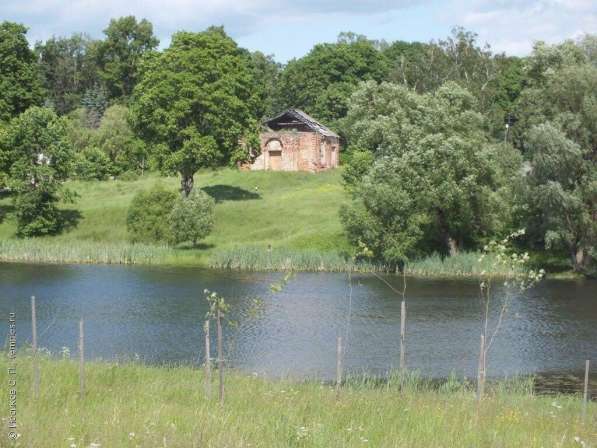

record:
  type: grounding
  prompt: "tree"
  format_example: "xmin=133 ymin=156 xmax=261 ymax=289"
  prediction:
xmin=275 ymin=35 xmax=388 ymax=126
xmin=169 ymin=189 xmax=215 ymax=246
xmin=126 ymin=186 xmax=177 ymax=243
xmin=521 ymin=124 xmax=595 ymax=271
xmin=513 ymin=36 xmax=597 ymax=271
xmin=340 ymin=81 xmax=520 ymax=266
xmin=94 ymin=105 xmax=147 ymax=174
xmin=0 ymin=22 xmax=44 ymax=122
xmin=34 ymin=34 xmax=100 ymax=115
xmin=130 ymin=27 xmax=259 ymax=196
xmin=0 ymin=107 xmax=74 ymax=236
xmin=80 ymin=83 xmax=108 ymax=128
xmin=249 ymin=51 xmax=281 ymax=119
xmin=95 ymin=16 xmax=159 ymax=99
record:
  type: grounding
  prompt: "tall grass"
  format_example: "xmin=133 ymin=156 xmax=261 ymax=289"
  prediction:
xmin=209 ymin=246 xmax=386 ymax=272
xmin=405 ymin=252 xmax=523 ymax=278
xmin=210 ymin=247 xmax=522 ymax=277
xmin=5 ymin=355 xmax=595 ymax=447
xmin=0 ymin=239 xmax=175 ymax=265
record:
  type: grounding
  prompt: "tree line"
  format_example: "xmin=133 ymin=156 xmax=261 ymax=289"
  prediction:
xmin=0 ymin=17 xmax=595 ymax=273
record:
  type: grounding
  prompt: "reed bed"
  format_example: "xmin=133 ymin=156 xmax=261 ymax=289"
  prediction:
xmin=0 ymin=239 xmax=175 ymax=265
xmin=5 ymin=354 xmax=595 ymax=447
xmin=404 ymin=252 xmax=523 ymax=278
xmin=209 ymin=246 xmax=386 ymax=272
xmin=210 ymin=247 xmax=522 ymax=277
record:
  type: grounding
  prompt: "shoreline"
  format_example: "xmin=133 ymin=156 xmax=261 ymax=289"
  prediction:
xmin=0 ymin=238 xmax=582 ymax=279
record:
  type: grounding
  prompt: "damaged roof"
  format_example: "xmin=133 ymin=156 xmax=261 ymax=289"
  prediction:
xmin=263 ymin=109 xmax=339 ymax=138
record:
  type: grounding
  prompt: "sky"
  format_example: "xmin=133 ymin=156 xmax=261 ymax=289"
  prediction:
xmin=1 ymin=0 xmax=595 ymax=62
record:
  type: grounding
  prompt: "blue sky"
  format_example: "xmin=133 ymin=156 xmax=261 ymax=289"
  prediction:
xmin=2 ymin=0 xmax=595 ymax=62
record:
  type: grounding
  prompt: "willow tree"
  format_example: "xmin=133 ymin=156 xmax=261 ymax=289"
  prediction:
xmin=341 ymin=81 xmax=521 ymax=266
xmin=130 ymin=27 xmax=258 ymax=196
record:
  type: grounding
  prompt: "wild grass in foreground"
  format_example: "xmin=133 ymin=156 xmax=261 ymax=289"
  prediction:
xmin=6 ymin=355 xmax=595 ymax=447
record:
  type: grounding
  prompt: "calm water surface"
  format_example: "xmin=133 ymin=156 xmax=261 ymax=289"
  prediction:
xmin=1 ymin=263 xmax=596 ymax=385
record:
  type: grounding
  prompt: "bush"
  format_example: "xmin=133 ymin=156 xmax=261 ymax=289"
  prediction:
xmin=73 ymin=146 xmax=112 ymax=180
xmin=169 ymin=189 xmax=215 ymax=246
xmin=118 ymin=170 xmax=140 ymax=182
xmin=15 ymin=190 xmax=61 ymax=237
xmin=127 ymin=186 xmax=177 ymax=244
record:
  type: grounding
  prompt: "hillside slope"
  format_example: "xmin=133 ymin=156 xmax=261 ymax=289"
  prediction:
xmin=0 ymin=169 xmax=351 ymax=266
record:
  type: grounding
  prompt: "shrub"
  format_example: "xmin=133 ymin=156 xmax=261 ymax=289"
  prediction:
xmin=168 ymin=189 xmax=215 ymax=246
xmin=73 ymin=146 xmax=112 ymax=180
xmin=118 ymin=170 xmax=140 ymax=182
xmin=15 ymin=190 xmax=61 ymax=237
xmin=126 ymin=186 xmax=177 ymax=244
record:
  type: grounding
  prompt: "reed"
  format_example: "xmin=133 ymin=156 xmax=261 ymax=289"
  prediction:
xmin=4 ymin=354 xmax=594 ymax=448
xmin=209 ymin=246 xmax=387 ymax=272
xmin=0 ymin=238 xmax=175 ymax=265
xmin=210 ymin=247 xmax=522 ymax=277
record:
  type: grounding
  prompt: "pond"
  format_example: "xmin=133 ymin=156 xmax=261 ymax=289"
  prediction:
xmin=1 ymin=263 xmax=596 ymax=391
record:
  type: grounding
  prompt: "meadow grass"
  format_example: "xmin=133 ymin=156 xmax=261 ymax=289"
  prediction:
xmin=5 ymin=355 xmax=596 ymax=447
xmin=0 ymin=169 xmax=349 ymax=267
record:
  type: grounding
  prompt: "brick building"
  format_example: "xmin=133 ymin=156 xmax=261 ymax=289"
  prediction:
xmin=251 ymin=109 xmax=340 ymax=172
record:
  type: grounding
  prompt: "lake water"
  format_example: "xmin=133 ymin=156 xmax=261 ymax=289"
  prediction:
xmin=1 ymin=263 xmax=596 ymax=390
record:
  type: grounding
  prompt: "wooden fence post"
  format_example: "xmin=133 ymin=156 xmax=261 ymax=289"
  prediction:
xmin=217 ymin=309 xmax=224 ymax=405
xmin=476 ymin=334 xmax=485 ymax=402
xmin=79 ymin=318 xmax=85 ymax=399
xmin=31 ymin=296 xmax=40 ymax=400
xmin=204 ymin=320 xmax=211 ymax=398
xmin=400 ymin=300 xmax=406 ymax=371
xmin=336 ymin=335 xmax=342 ymax=398
xmin=583 ymin=360 xmax=590 ymax=420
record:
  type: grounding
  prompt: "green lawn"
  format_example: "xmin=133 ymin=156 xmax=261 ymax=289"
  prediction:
xmin=6 ymin=356 xmax=596 ymax=447
xmin=0 ymin=169 xmax=351 ymax=266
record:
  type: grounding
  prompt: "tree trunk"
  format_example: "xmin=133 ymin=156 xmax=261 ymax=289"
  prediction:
xmin=437 ymin=208 xmax=459 ymax=256
xmin=572 ymin=246 xmax=585 ymax=272
xmin=181 ymin=172 xmax=194 ymax=197
xmin=447 ymin=237 xmax=459 ymax=257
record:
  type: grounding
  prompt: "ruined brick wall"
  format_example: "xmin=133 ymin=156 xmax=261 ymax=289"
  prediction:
xmin=252 ymin=131 xmax=340 ymax=172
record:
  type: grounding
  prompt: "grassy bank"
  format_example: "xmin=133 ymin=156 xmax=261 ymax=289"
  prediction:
xmin=5 ymin=355 xmax=595 ymax=447
xmin=0 ymin=169 xmax=565 ymax=276
xmin=0 ymin=169 xmax=350 ymax=268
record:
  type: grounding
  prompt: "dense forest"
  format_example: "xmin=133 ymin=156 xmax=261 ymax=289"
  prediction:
xmin=0 ymin=17 xmax=595 ymax=274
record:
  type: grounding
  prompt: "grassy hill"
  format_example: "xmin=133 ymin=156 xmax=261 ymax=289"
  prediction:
xmin=0 ymin=168 xmax=534 ymax=276
xmin=0 ymin=169 xmax=353 ymax=267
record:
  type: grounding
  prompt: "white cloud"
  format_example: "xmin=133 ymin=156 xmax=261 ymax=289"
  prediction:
xmin=442 ymin=0 xmax=597 ymax=55
xmin=1 ymin=0 xmax=423 ymax=44
xmin=1 ymin=0 xmax=594 ymax=57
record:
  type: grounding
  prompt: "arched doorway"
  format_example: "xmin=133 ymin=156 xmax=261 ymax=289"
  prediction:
xmin=266 ymin=139 xmax=283 ymax=170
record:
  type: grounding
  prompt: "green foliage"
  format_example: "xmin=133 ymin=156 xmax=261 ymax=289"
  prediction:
xmin=168 ymin=189 xmax=215 ymax=246
xmin=341 ymin=148 xmax=374 ymax=192
xmin=520 ymin=124 xmax=595 ymax=271
xmin=34 ymin=34 xmax=100 ymax=115
xmin=0 ymin=106 xmax=75 ymax=236
xmin=126 ymin=186 xmax=176 ymax=243
xmin=81 ymin=84 xmax=108 ymax=128
xmin=94 ymin=105 xmax=148 ymax=174
xmin=130 ymin=27 xmax=258 ymax=195
xmin=250 ymin=51 xmax=281 ymax=119
xmin=513 ymin=37 xmax=597 ymax=271
xmin=73 ymin=146 xmax=112 ymax=180
xmin=95 ymin=16 xmax=159 ymax=99
xmin=275 ymin=35 xmax=388 ymax=127
xmin=0 ymin=22 xmax=44 ymax=122
xmin=341 ymin=81 xmax=520 ymax=265
xmin=14 ymin=190 xmax=62 ymax=237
